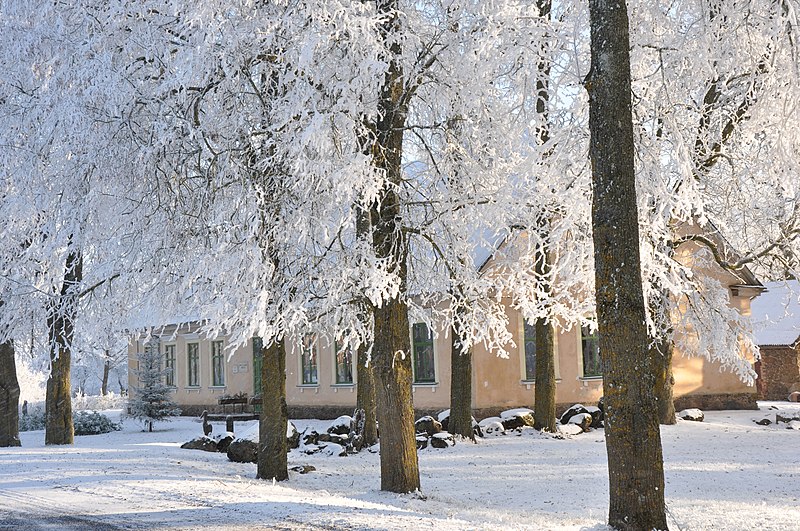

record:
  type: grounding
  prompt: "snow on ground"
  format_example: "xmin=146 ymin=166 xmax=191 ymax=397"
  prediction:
xmin=1 ymin=403 xmax=799 ymax=530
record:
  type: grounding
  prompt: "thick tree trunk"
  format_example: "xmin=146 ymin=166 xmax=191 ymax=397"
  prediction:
xmin=101 ymin=353 xmax=111 ymax=396
xmin=257 ymin=339 xmax=288 ymax=482
xmin=449 ymin=313 xmax=474 ymax=441
xmin=586 ymin=0 xmax=668 ymax=528
xmin=368 ymin=0 xmax=420 ymax=494
xmin=45 ymin=249 xmax=82 ymax=446
xmin=654 ymin=338 xmax=676 ymax=425
xmin=356 ymin=339 xmax=378 ymax=447
xmin=372 ymin=298 xmax=419 ymax=493
xmin=533 ymin=317 xmax=556 ymax=432
xmin=0 ymin=341 xmax=21 ymax=447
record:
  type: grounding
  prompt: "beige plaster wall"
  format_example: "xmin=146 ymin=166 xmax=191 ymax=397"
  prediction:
xmin=128 ymin=325 xmax=256 ymax=407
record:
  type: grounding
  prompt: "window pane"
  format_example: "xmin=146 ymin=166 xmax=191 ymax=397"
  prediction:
xmin=335 ymin=343 xmax=353 ymax=384
xmin=581 ymin=326 xmax=601 ymax=377
xmin=524 ymin=319 xmax=536 ymax=381
xmin=187 ymin=343 xmax=199 ymax=387
xmin=302 ymin=335 xmax=318 ymax=385
xmin=412 ymin=323 xmax=435 ymax=383
xmin=212 ymin=341 xmax=225 ymax=386
xmin=164 ymin=345 xmax=176 ymax=387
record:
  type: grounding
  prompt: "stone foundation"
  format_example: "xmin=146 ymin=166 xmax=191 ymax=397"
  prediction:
xmin=673 ymin=392 xmax=758 ymax=411
xmin=757 ymin=345 xmax=800 ymax=400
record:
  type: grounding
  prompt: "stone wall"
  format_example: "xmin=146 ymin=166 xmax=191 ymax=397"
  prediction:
xmin=673 ymin=392 xmax=758 ymax=411
xmin=757 ymin=345 xmax=800 ymax=400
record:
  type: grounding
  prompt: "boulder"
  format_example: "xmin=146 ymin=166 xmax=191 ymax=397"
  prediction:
xmin=478 ymin=417 xmax=505 ymax=436
xmin=500 ymin=408 xmax=535 ymax=430
xmin=415 ymin=416 xmax=443 ymax=437
xmin=776 ymin=412 xmax=800 ymax=424
xmin=559 ymin=404 xmax=590 ymax=425
xmin=568 ymin=413 xmax=593 ymax=432
xmin=787 ymin=420 xmax=800 ymax=430
xmin=317 ymin=432 xmax=332 ymax=443
xmin=437 ymin=409 xmax=450 ymax=431
xmin=303 ymin=430 xmax=320 ymax=446
xmin=416 ymin=435 xmax=429 ymax=450
xmin=322 ymin=443 xmax=347 ymax=457
xmin=287 ymin=422 xmax=300 ymax=449
xmin=557 ymin=423 xmax=583 ymax=436
xmin=754 ymin=417 xmax=772 ymax=426
xmin=214 ymin=433 xmax=235 ymax=453
xmin=181 ymin=436 xmax=217 ymax=452
xmin=327 ymin=415 xmax=354 ymax=435
xmin=303 ymin=444 xmax=322 ymax=455
xmin=585 ymin=406 xmax=604 ymax=428
xmin=678 ymin=408 xmax=705 ymax=422
xmin=437 ymin=409 xmax=483 ymax=438
xmin=226 ymin=438 xmax=258 ymax=463
xmin=788 ymin=391 xmax=800 ymax=403
xmin=430 ymin=432 xmax=455 ymax=448
xmin=290 ymin=465 xmax=316 ymax=474
xmin=329 ymin=433 xmax=349 ymax=446
xmin=597 ymin=396 xmax=604 ymax=413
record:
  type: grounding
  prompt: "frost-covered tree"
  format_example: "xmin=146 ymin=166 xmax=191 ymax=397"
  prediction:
xmin=129 ymin=336 xmax=180 ymax=432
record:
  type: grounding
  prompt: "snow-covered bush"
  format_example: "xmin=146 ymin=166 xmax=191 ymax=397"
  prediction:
xmin=73 ymin=393 xmax=127 ymax=412
xmin=19 ymin=408 xmax=122 ymax=435
xmin=73 ymin=411 xmax=122 ymax=435
xmin=18 ymin=405 xmax=46 ymax=432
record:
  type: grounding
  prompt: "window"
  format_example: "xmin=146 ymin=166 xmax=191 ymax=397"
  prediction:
xmin=412 ymin=322 xmax=435 ymax=383
xmin=581 ymin=326 xmax=602 ymax=377
xmin=187 ymin=343 xmax=199 ymax=387
xmin=164 ymin=344 xmax=176 ymax=387
xmin=334 ymin=342 xmax=354 ymax=384
xmin=301 ymin=334 xmax=318 ymax=385
xmin=523 ymin=319 xmax=536 ymax=381
xmin=211 ymin=340 xmax=225 ymax=386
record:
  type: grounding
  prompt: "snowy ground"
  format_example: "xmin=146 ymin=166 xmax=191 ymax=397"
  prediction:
xmin=1 ymin=403 xmax=798 ymax=530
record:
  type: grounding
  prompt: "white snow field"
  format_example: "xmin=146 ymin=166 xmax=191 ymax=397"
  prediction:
xmin=1 ymin=403 xmax=798 ymax=530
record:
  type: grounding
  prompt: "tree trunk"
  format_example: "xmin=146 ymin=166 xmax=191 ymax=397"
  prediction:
xmin=0 ymin=340 xmax=21 ymax=447
xmin=368 ymin=0 xmax=420 ymax=494
xmin=257 ymin=339 xmax=288 ymax=482
xmin=654 ymin=337 xmax=676 ymax=425
xmin=533 ymin=317 xmax=556 ymax=432
xmin=449 ymin=317 xmax=474 ymax=441
xmin=45 ymin=249 xmax=82 ymax=446
xmin=101 ymin=352 xmax=111 ymax=396
xmin=586 ymin=0 xmax=668 ymax=528
xmin=356 ymin=339 xmax=378 ymax=447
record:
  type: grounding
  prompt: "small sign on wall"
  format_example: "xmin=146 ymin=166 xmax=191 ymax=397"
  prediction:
xmin=232 ymin=363 xmax=249 ymax=374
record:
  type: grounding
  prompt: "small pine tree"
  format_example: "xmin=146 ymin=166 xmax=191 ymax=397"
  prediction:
xmin=128 ymin=336 xmax=180 ymax=431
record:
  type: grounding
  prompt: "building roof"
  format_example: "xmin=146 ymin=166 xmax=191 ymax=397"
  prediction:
xmin=751 ymin=280 xmax=800 ymax=347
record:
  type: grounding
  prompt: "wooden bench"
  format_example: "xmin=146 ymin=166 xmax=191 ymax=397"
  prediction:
xmin=218 ymin=394 xmax=249 ymax=415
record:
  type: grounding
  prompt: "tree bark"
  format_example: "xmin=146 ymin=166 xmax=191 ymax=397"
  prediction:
xmin=368 ymin=0 xmax=420 ymax=494
xmin=533 ymin=317 xmax=556 ymax=432
xmin=356 ymin=339 xmax=378 ymax=447
xmin=257 ymin=339 xmax=288 ymax=482
xmin=449 ymin=316 xmax=474 ymax=441
xmin=0 ymin=340 xmax=21 ymax=447
xmin=45 ymin=248 xmax=82 ymax=446
xmin=586 ymin=0 xmax=668 ymax=528
xmin=101 ymin=352 xmax=111 ymax=396
xmin=654 ymin=337 xmax=676 ymax=425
